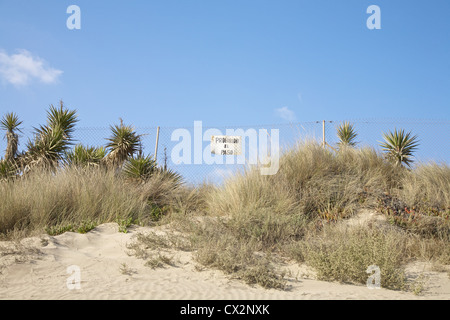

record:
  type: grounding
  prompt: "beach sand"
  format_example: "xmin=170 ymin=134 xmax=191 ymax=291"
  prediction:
xmin=1 ymin=222 xmax=449 ymax=300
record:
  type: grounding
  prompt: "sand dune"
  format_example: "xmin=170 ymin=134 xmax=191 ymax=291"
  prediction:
xmin=0 ymin=223 xmax=449 ymax=300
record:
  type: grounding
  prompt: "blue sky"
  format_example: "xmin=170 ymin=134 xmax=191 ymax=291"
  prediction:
xmin=0 ymin=0 xmax=449 ymax=182
xmin=1 ymin=0 xmax=449 ymax=127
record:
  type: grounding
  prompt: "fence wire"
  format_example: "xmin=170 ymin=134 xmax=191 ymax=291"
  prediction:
xmin=1 ymin=119 xmax=449 ymax=185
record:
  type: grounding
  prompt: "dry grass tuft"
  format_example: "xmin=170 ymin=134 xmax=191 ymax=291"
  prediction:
xmin=290 ymin=224 xmax=411 ymax=290
xmin=0 ymin=167 xmax=193 ymax=238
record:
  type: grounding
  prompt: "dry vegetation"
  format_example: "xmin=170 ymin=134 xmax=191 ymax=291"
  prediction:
xmin=0 ymin=167 xmax=191 ymax=238
xmin=1 ymin=129 xmax=449 ymax=292
xmin=124 ymin=142 xmax=449 ymax=291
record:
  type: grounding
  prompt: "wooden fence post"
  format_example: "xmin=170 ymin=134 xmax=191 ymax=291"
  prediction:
xmin=154 ymin=126 xmax=160 ymax=161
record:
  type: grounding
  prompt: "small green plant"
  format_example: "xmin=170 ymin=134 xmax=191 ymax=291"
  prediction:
xmin=150 ymin=204 xmax=166 ymax=221
xmin=380 ymin=129 xmax=419 ymax=167
xmin=76 ymin=220 xmax=97 ymax=234
xmin=117 ymin=217 xmax=134 ymax=233
xmin=45 ymin=224 xmax=74 ymax=236
xmin=45 ymin=220 xmax=97 ymax=235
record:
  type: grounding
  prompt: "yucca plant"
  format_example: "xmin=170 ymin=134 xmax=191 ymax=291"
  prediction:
xmin=157 ymin=167 xmax=184 ymax=187
xmin=36 ymin=101 xmax=78 ymax=141
xmin=23 ymin=125 xmax=68 ymax=169
xmin=0 ymin=158 xmax=18 ymax=181
xmin=0 ymin=112 xmax=23 ymax=162
xmin=380 ymin=129 xmax=419 ymax=168
xmin=64 ymin=144 xmax=107 ymax=168
xmin=104 ymin=120 xmax=142 ymax=169
xmin=122 ymin=154 xmax=157 ymax=181
xmin=336 ymin=121 xmax=358 ymax=148
xmin=21 ymin=102 xmax=78 ymax=170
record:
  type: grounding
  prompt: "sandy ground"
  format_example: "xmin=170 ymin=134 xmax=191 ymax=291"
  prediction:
xmin=0 ymin=222 xmax=449 ymax=300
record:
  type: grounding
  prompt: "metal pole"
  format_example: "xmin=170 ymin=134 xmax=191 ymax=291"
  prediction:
xmin=322 ymin=120 xmax=326 ymax=148
xmin=154 ymin=126 xmax=160 ymax=161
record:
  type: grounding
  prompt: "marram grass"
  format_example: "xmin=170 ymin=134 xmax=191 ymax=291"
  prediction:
xmin=1 ymin=140 xmax=449 ymax=292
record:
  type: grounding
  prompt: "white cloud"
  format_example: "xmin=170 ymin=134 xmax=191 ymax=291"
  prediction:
xmin=0 ymin=49 xmax=63 ymax=86
xmin=275 ymin=106 xmax=296 ymax=122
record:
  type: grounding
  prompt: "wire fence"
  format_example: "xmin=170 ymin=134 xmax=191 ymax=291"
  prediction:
xmin=1 ymin=119 xmax=449 ymax=185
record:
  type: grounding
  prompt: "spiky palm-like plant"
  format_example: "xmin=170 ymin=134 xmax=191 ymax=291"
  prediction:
xmin=34 ymin=101 xmax=78 ymax=142
xmin=0 ymin=112 xmax=23 ymax=162
xmin=22 ymin=102 xmax=78 ymax=170
xmin=157 ymin=167 xmax=184 ymax=187
xmin=64 ymin=144 xmax=106 ymax=168
xmin=336 ymin=121 xmax=358 ymax=148
xmin=380 ymin=129 xmax=419 ymax=168
xmin=23 ymin=125 xmax=67 ymax=169
xmin=123 ymin=153 xmax=184 ymax=189
xmin=0 ymin=158 xmax=18 ymax=181
xmin=104 ymin=121 xmax=142 ymax=169
xmin=122 ymin=154 xmax=157 ymax=181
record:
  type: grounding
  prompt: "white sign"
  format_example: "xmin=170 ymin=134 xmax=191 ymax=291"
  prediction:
xmin=211 ymin=135 xmax=242 ymax=156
